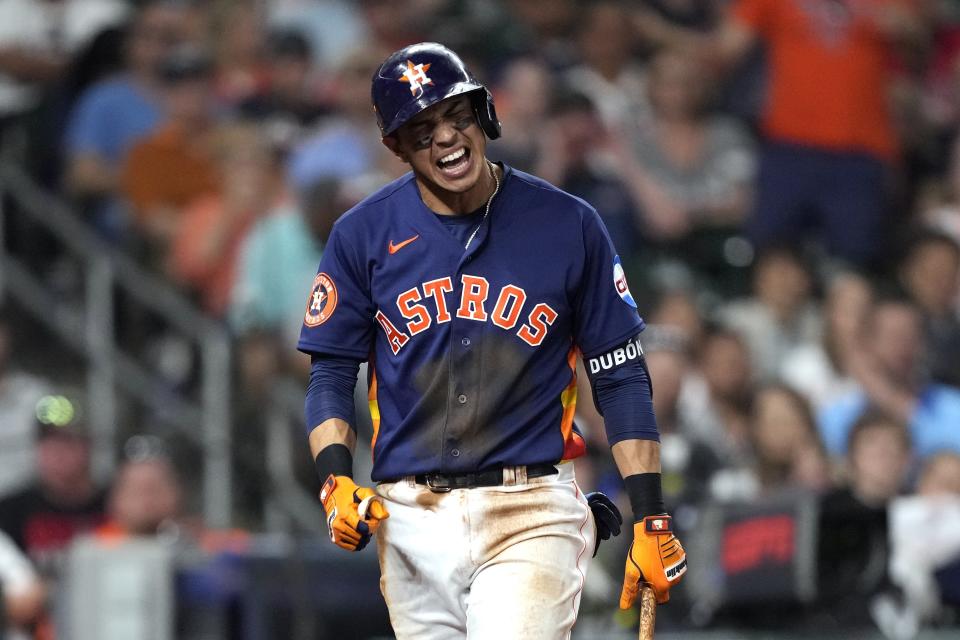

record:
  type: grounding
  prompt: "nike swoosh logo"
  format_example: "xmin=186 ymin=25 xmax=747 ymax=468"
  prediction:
xmin=388 ymin=234 xmax=420 ymax=254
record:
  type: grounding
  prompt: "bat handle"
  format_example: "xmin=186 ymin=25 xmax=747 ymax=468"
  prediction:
xmin=358 ymin=495 xmax=381 ymax=520
xmin=638 ymin=584 xmax=657 ymax=640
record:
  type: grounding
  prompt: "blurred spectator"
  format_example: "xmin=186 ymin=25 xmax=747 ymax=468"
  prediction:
xmin=709 ymin=0 xmax=926 ymax=267
xmin=486 ymin=56 xmax=552 ymax=172
xmin=713 ymin=384 xmax=830 ymax=501
xmin=229 ymin=176 xmax=364 ymax=519
xmin=211 ymin=0 xmax=267 ymax=109
xmin=63 ymin=0 xmax=201 ymax=239
xmin=230 ymin=177 xmax=342 ymax=360
xmin=781 ymin=271 xmax=874 ymax=410
xmin=239 ymin=28 xmax=326 ymax=146
xmin=887 ymin=450 xmax=960 ymax=629
xmin=564 ymin=0 xmax=650 ymax=135
xmin=120 ymin=45 xmax=219 ymax=258
xmin=630 ymin=0 xmax=765 ymax=122
xmin=358 ymin=0 xmax=435 ymax=53
xmin=534 ymin=90 xmax=641 ymax=258
xmin=25 ymin=24 xmax=128 ymax=190
xmin=679 ymin=327 xmax=754 ymax=469
xmin=920 ymin=4 xmax=960 ymax=149
xmin=632 ymin=0 xmax=722 ymax=46
xmin=169 ymin=123 xmax=284 ymax=316
xmin=821 ymin=296 xmax=960 ymax=458
xmin=0 ymin=395 xmax=106 ymax=574
xmin=92 ymin=436 xmax=250 ymax=549
xmin=917 ymin=450 xmax=960 ymax=496
xmin=611 ymin=47 xmax=755 ymax=241
xmin=0 ymin=309 xmax=50 ymax=496
xmin=268 ymin=0 xmax=369 ymax=69
xmin=817 ymin=413 xmax=912 ymax=625
xmin=718 ymin=245 xmax=821 ymax=380
xmin=287 ymin=48 xmax=396 ymax=191
xmin=844 ymin=412 xmax=913 ymax=508
xmin=0 ymin=0 xmax=127 ymax=142
xmin=920 ymin=134 xmax=960 ymax=244
xmin=647 ymin=288 xmax=706 ymax=355
xmin=502 ymin=0 xmax=579 ymax=68
xmin=95 ymin=451 xmax=182 ymax=541
xmin=897 ymin=229 xmax=960 ymax=387
xmin=753 ymin=384 xmax=831 ymax=494
xmin=0 ymin=529 xmax=44 ymax=640
xmin=643 ymin=327 xmax=721 ymax=508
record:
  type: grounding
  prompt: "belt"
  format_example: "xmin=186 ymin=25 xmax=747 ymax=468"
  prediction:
xmin=408 ymin=463 xmax=559 ymax=493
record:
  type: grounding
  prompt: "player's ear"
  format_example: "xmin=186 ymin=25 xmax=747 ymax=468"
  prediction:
xmin=381 ymin=135 xmax=408 ymax=163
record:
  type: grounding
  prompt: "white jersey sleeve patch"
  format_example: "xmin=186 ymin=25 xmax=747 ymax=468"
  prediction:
xmin=613 ymin=256 xmax=637 ymax=308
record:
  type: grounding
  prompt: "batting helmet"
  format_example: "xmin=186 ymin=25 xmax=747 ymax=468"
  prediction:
xmin=371 ymin=42 xmax=500 ymax=140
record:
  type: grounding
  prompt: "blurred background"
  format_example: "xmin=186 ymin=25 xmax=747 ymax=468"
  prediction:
xmin=0 ymin=0 xmax=959 ymax=638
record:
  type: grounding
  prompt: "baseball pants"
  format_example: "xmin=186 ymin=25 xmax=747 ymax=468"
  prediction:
xmin=375 ymin=462 xmax=596 ymax=639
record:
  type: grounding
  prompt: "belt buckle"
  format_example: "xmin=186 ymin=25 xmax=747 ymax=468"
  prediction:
xmin=425 ymin=474 xmax=453 ymax=493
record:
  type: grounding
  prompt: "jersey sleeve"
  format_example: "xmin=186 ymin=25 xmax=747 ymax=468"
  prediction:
xmin=297 ymin=222 xmax=375 ymax=359
xmin=572 ymin=207 xmax=645 ymax=357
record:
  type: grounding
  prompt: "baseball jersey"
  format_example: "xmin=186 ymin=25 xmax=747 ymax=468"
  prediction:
xmin=298 ymin=165 xmax=644 ymax=481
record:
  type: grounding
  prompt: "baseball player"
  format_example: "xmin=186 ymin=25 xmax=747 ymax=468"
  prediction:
xmin=299 ymin=43 xmax=686 ymax=638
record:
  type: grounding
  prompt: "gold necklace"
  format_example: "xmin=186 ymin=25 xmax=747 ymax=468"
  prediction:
xmin=464 ymin=161 xmax=499 ymax=251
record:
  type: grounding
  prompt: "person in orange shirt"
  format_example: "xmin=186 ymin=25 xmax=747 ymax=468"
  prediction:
xmin=169 ymin=123 xmax=285 ymax=316
xmin=94 ymin=450 xmax=183 ymax=543
xmin=93 ymin=437 xmax=250 ymax=549
xmin=706 ymin=0 xmax=926 ymax=267
xmin=120 ymin=45 xmax=220 ymax=259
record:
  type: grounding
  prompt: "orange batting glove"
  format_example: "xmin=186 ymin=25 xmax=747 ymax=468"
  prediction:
xmin=319 ymin=475 xmax=389 ymax=551
xmin=620 ymin=514 xmax=687 ymax=606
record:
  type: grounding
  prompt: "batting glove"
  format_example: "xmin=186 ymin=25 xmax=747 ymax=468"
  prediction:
xmin=586 ymin=491 xmax=622 ymax=557
xmin=620 ymin=514 xmax=687 ymax=606
xmin=319 ymin=475 xmax=389 ymax=551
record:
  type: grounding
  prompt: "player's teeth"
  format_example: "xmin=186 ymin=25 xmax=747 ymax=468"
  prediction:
xmin=440 ymin=149 xmax=465 ymax=164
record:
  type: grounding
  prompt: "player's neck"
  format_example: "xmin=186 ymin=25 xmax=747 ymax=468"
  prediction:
xmin=416 ymin=159 xmax=499 ymax=216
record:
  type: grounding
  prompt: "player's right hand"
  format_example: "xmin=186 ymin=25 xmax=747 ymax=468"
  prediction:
xmin=620 ymin=515 xmax=687 ymax=606
xmin=319 ymin=475 xmax=389 ymax=551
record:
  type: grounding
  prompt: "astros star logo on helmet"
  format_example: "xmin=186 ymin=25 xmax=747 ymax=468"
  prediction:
xmin=399 ymin=60 xmax=433 ymax=96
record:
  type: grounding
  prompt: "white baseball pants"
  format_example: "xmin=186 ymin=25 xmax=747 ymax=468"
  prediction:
xmin=375 ymin=462 xmax=596 ymax=639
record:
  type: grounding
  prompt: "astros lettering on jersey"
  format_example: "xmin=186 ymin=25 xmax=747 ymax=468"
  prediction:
xmin=299 ymin=167 xmax=643 ymax=482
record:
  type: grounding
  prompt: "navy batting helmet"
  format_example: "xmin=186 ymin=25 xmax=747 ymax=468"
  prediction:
xmin=371 ymin=42 xmax=500 ymax=140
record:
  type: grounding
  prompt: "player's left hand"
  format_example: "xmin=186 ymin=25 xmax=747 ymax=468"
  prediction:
xmin=319 ymin=475 xmax=389 ymax=551
xmin=620 ymin=514 xmax=687 ymax=606
xmin=586 ymin=491 xmax=622 ymax=557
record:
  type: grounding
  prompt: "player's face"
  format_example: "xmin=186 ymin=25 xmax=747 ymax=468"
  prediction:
xmin=388 ymin=95 xmax=487 ymax=194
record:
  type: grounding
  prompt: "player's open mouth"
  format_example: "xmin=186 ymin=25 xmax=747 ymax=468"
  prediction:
xmin=436 ymin=147 xmax=471 ymax=179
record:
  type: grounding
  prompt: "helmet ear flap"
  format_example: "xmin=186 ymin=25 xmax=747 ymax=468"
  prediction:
xmin=472 ymin=88 xmax=501 ymax=140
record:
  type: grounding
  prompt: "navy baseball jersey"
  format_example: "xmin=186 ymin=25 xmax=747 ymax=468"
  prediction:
xmin=298 ymin=165 xmax=644 ymax=481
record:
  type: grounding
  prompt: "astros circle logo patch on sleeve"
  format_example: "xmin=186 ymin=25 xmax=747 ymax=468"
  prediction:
xmin=304 ymin=272 xmax=338 ymax=327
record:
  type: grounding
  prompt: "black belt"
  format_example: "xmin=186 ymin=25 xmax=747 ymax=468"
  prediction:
xmin=408 ymin=463 xmax=559 ymax=492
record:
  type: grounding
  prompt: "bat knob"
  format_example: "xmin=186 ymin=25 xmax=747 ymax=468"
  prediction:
xmin=358 ymin=495 xmax=381 ymax=520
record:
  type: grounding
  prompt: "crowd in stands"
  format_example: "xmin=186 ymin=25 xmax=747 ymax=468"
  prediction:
xmin=0 ymin=0 xmax=960 ymax=637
